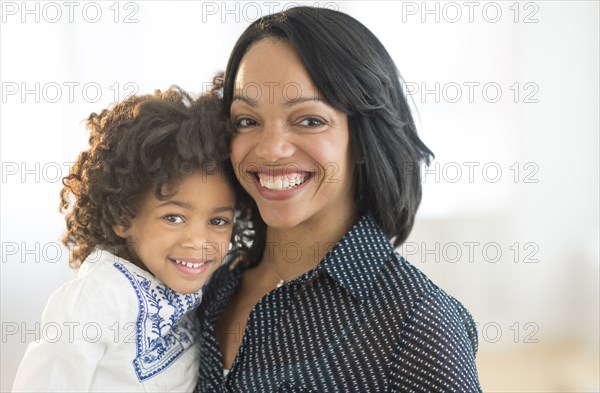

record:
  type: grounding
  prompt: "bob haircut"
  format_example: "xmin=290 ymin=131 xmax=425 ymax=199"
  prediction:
xmin=222 ymin=6 xmax=434 ymax=248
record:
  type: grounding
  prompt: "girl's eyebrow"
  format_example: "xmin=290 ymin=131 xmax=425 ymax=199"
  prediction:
xmin=158 ymin=201 xmax=235 ymax=214
xmin=157 ymin=200 xmax=192 ymax=209
xmin=214 ymin=206 xmax=235 ymax=213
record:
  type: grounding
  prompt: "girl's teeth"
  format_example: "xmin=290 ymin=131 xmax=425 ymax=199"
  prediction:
xmin=174 ymin=259 xmax=206 ymax=268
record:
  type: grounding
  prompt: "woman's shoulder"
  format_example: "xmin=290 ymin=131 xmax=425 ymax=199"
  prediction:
xmin=382 ymin=254 xmax=481 ymax=390
xmin=385 ymin=251 xmax=460 ymax=294
xmin=377 ymin=252 xmax=477 ymax=321
xmin=381 ymin=252 xmax=479 ymax=347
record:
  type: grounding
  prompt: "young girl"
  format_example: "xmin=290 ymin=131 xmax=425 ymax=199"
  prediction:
xmin=12 ymin=87 xmax=250 ymax=392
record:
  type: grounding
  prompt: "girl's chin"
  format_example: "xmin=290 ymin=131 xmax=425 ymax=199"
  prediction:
xmin=167 ymin=280 xmax=206 ymax=295
xmin=172 ymin=287 xmax=203 ymax=295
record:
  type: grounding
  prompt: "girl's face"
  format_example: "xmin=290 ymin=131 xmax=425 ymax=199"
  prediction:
xmin=114 ymin=169 xmax=235 ymax=294
xmin=230 ymin=39 xmax=356 ymax=231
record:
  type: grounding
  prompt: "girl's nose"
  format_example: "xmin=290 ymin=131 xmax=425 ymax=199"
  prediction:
xmin=181 ymin=229 xmax=220 ymax=259
xmin=181 ymin=226 xmax=209 ymax=250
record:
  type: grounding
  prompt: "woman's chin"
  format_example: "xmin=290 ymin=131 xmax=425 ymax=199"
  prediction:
xmin=258 ymin=207 xmax=305 ymax=230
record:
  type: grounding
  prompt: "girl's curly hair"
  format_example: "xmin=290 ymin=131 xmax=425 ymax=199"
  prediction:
xmin=60 ymin=86 xmax=254 ymax=267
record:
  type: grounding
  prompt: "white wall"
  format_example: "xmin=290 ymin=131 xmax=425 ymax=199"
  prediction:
xmin=1 ymin=1 xmax=598 ymax=391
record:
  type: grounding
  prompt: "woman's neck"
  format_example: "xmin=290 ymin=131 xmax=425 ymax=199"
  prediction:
xmin=260 ymin=209 xmax=358 ymax=281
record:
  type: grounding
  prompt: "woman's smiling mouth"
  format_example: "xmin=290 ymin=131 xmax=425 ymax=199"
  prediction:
xmin=248 ymin=168 xmax=314 ymax=199
xmin=256 ymin=171 xmax=311 ymax=191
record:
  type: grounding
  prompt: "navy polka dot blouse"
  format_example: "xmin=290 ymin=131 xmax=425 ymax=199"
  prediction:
xmin=195 ymin=214 xmax=482 ymax=392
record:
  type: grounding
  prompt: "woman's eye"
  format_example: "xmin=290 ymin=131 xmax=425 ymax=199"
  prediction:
xmin=234 ymin=117 xmax=257 ymax=128
xmin=209 ymin=217 xmax=230 ymax=227
xmin=163 ymin=214 xmax=184 ymax=224
xmin=297 ymin=117 xmax=326 ymax=128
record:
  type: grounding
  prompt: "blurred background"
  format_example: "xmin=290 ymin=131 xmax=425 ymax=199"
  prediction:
xmin=1 ymin=1 xmax=598 ymax=391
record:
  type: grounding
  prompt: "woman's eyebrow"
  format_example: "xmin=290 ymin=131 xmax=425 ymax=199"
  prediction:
xmin=232 ymin=95 xmax=258 ymax=107
xmin=231 ymin=95 xmax=327 ymax=107
xmin=284 ymin=96 xmax=326 ymax=107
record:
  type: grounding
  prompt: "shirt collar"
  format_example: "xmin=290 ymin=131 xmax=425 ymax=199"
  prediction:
xmin=320 ymin=214 xmax=394 ymax=302
xmin=84 ymin=249 xmax=202 ymax=381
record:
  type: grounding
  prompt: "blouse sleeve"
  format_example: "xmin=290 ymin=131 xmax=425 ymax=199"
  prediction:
xmin=12 ymin=275 xmax=120 ymax=392
xmin=388 ymin=290 xmax=482 ymax=393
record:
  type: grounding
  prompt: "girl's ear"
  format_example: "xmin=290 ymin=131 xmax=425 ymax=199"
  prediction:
xmin=113 ymin=225 xmax=129 ymax=239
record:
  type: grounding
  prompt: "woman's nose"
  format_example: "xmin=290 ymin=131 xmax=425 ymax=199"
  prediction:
xmin=253 ymin=122 xmax=295 ymax=163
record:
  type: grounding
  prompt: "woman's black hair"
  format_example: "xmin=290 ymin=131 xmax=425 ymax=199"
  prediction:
xmin=223 ymin=6 xmax=434 ymax=252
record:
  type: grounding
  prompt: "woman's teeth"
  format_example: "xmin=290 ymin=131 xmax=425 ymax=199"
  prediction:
xmin=174 ymin=259 xmax=207 ymax=268
xmin=258 ymin=174 xmax=309 ymax=191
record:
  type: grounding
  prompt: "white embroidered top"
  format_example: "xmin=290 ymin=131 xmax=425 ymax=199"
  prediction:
xmin=12 ymin=249 xmax=202 ymax=392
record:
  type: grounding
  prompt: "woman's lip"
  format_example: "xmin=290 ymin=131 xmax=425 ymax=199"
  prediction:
xmin=251 ymin=172 xmax=313 ymax=200
xmin=254 ymin=167 xmax=312 ymax=177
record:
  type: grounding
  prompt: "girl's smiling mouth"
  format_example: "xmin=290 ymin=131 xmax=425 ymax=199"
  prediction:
xmin=168 ymin=257 xmax=213 ymax=275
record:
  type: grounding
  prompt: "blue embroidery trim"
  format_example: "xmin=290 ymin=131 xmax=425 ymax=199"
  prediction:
xmin=113 ymin=262 xmax=201 ymax=381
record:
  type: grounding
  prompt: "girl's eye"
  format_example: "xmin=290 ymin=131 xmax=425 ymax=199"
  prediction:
xmin=297 ymin=117 xmax=326 ymax=128
xmin=209 ymin=217 xmax=230 ymax=227
xmin=163 ymin=214 xmax=184 ymax=224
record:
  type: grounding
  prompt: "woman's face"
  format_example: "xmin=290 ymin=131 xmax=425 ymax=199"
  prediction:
xmin=230 ymin=39 xmax=356 ymax=231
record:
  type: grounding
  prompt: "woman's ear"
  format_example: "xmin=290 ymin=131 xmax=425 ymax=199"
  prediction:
xmin=113 ymin=224 xmax=129 ymax=239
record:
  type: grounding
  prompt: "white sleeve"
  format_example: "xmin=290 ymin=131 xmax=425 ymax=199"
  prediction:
xmin=12 ymin=275 xmax=120 ymax=392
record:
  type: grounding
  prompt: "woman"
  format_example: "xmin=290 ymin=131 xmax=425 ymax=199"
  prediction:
xmin=196 ymin=6 xmax=482 ymax=392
